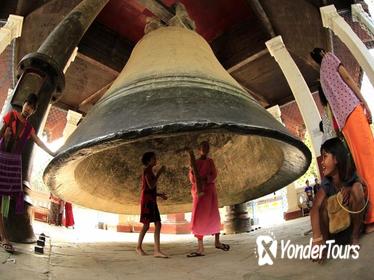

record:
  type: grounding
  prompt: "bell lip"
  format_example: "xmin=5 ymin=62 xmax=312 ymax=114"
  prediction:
xmin=44 ymin=122 xmax=312 ymax=182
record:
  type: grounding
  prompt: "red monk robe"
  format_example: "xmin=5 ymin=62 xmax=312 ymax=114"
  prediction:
xmin=189 ymin=157 xmax=221 ymax=238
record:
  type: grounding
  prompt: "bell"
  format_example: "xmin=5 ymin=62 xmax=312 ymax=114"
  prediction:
xmin=44 ymin=26 xmax=311 ymax=214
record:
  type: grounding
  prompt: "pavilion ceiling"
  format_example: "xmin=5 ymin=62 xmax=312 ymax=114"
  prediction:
xmin=1 ymin=0 xmax=355 ymax=113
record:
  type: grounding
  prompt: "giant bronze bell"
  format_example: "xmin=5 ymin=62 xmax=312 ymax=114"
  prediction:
xmin=44 ymin=26 xmax=311 ymax=214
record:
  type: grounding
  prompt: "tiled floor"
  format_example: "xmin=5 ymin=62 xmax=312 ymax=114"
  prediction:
xmin=0 ymin=217 xmax=373 ymax=280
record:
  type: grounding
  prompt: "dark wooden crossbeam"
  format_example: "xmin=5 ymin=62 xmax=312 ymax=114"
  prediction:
xmin=137 ymin=0 xmax=175 ymax=23
xmin=305 ymin=0 xmax=354 ymax=10
xmin=78 ymin=80 xmax=114 ymax=113
xmin=78 ymin=21 xmax=134 ymax=72
xmin=227 ymin=49 xmax=269 ymax=73
xmin=212 ymin=19 xmax=270 ymax=69
xmin=245 ymin=0 xmax=276 ymax=38
xmin=0 ymin=0 xmax=18 ymax=18
xmin=242 ymin=85 xmax=271 ymax=108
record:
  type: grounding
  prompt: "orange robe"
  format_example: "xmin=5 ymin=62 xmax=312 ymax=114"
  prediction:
xmin=342 ymin=105 xmax=374 ymax=224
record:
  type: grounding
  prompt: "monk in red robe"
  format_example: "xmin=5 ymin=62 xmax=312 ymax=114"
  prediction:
xmin=187 ymin=141 xmax=230 ymax=257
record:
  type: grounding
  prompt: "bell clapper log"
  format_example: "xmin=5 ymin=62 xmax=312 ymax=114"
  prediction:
xmin=188 ymin=149 xmax=204 ymax=197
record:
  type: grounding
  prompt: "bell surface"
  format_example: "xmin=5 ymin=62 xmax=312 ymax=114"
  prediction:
xmin=44 ymin=27 xmax=311 ymax=214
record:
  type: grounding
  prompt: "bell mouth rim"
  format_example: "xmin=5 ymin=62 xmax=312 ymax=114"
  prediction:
xmin=43 ymin=123 xmax=311 ymax=214
xmin=44 ymin=122 xmax=311 ymax=180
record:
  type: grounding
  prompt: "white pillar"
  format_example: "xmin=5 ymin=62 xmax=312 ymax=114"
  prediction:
xmin=267 ymin=105 xmax=283 ymax=124
xmin=63 ymin=110 xmax=82 ymax=141
xmin=266 ymin=36 xmax=323 ymax=156
xmin=37 ymin=104 xmax=52 ymax=138
xmin=0 ymin=15 xmax=23 ymax=55
xmin=320 ymin=5 xmax=374 ymax=87
xmin=352 ymin=4 xmax=374 ymax=39
xmin=267 ymin=105 xmax=299 ymax=217
xmin=286 ymin=183 xmax=300 ymax=213
xmin=0 ymin=88 xmax=14 ymax=118
xmin=63 ymin=47 xmax=78 ymax=73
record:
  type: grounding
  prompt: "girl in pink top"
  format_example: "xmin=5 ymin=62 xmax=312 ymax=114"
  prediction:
xmin=311 ymin=48 xmax=374 ymax=234
xmin=310 ymin=48 xmax=372 ymax=126
xmin=186 ymin=141 xmax=230 ymax=257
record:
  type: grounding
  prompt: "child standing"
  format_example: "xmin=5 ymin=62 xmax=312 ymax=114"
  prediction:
xmin=136 ymin=152 xmax=168 ymax=258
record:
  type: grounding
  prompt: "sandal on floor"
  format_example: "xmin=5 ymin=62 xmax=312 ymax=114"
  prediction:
xmin=187 ymin=252 xmax=205 ymax=257
xmin=154 ymin=253 xmax=169 ymax=258
xmin=2 ymin=243 xmax=15 ymax=253
xmin=215 ymin=243 xmax=230 ymax=251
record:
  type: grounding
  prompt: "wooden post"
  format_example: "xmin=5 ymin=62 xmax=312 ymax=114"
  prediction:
xmin=188 ymin=149 xmax=204 ymax=196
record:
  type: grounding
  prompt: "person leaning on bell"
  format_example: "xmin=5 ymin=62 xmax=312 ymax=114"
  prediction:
xmin=0 ymin=93 xmax=56 ymax=253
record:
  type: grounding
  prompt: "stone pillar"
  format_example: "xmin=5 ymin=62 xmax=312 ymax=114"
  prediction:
xmin=63 ymin=110 xmax=82 ymax=141
xmin=0 ymin=15 xmax=23 ymax=55
xmin=283 ymin=183 xmax=301 ymax=220
xmin=63 ymin=47 xmax=78 ymax=74
xmin=267 ymin=105 xmax=283 ymax=124
xmin=0 ymin=88 xmax=14 ymax=118
xmin=320 ymin=5 xmax=374 ymax=87
xmin=266 ymin=35 xmax=323 ymax=156
xmin=5 ymin=0 xmax=109 ymax=243
xmin=224 ymin=203 xmax=251 ymax=234
xmin=352 ymin=4 xmax=374 ymax=39
xmin=25 ymin=48 xmax=80 ymax=224
xmin=266 ymin=105 xmax=301 ymax=220
xmin=162 ymin=213 xmax=191 ymax=234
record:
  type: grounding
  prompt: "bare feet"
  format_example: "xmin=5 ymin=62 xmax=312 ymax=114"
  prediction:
xmin=351 ymin=237 xmax=361 ymax=249
xmin=154 ymin=251 xmax=168 ymax=258
xmin=351 ymin=235 xmax=360 ymax=243
xmin=136 ymin=247 xmax=148 ymax=256
xmin=311 ymin=247 xmax=327 ymax=264
xmin=365 ymin=223 xmax=374 ymax=234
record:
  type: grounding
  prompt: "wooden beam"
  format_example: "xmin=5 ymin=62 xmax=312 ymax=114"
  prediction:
xmin=79 ymin=81 xmax=113 ymax=111
xmin=53 ymin=100 xmax=77 ymax=112
xmin=228 ymin=49 xmax=269 ymax=73
xmin=77 ymin=53 xmax=119 ymax=76
xmin=78 ymin=21 xmax=134 ymax=72
xmin=137 ymin=0 xmax=174 ymax=23
xmin=303 ymin=0 xmax=324 ymax=8
xmin=274 ymin=94 xmax=297 ymax=107
xmin=212 ymin=20 xmax=269 ymax=69
xmin=241 ymin=85 xmax=270 ymax=108
xmin=245 ymin=0 xmax=276 ymax=38
xmin=226 ymin=48 xmax=271 ymax=107
xmin=15 ymin=0 xmax=52 ymax=16
xmin=0 ymin=0 xmax=18 ymax=18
